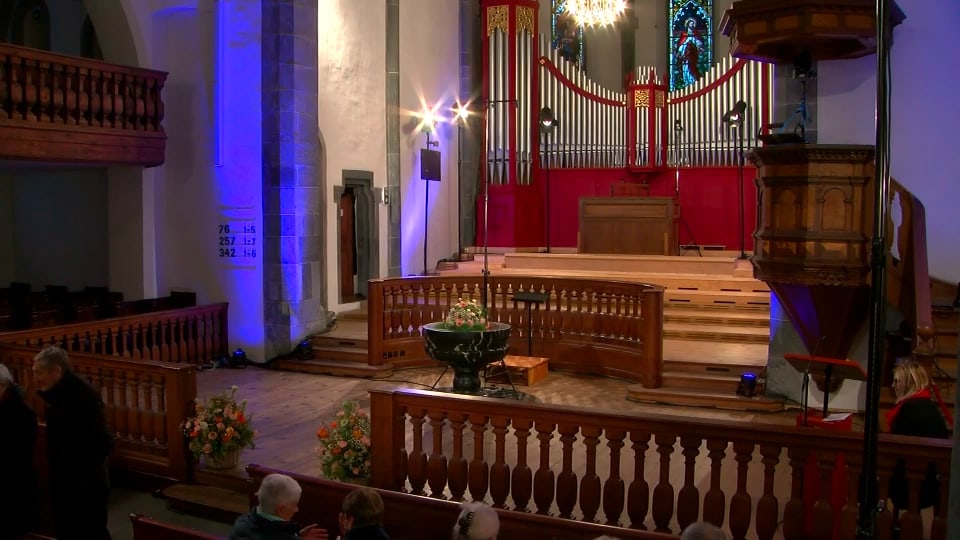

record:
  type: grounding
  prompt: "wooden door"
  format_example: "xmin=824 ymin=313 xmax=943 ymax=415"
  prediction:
xmin=339 ymin=189 xmax=356 ymax=299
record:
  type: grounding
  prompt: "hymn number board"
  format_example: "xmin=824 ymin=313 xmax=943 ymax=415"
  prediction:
xmin=218 ymin=220 xmax=257 ymax=260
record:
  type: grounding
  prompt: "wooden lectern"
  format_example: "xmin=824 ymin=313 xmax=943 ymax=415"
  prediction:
xmin=783 ymin=353 xmax=867 ymax=428
xmin=578 ymin=197 xmax=678 ymax=255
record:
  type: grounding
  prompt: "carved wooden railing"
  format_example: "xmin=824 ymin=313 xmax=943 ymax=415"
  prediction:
xmin=370 ymin=388 xmax=952 ymax=540
xmin=886 ymin=180 xmax=936 ymax=360
xmin=0 ymin=343 xmax=196 ymax=482
xmin=0 ymin=43 xmax=166 ymax=166
xmin=368 ymin=276 xmax=664 ymax=388
xmin=0 ymin=303 xmax=229 ymax=366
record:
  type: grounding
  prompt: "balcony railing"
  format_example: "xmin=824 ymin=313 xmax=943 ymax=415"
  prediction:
xmin=0 ymin=43 xmax=167 ymax=166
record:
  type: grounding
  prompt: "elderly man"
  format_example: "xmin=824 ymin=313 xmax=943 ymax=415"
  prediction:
xmin=32 ymin=346 xmax=113 ymax=540
xmin=231 ymin=473 xmax=328 ymax=539
xmin=0 ymin=363 xmax=38 ymax=540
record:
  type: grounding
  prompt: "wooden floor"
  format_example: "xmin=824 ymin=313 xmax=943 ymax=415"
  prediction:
xmin=197 ymin=365 xmax=804 ymax=482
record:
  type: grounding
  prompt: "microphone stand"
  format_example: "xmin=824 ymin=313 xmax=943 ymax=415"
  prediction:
xmin=674 ymin=121 xmax=702 ymax=256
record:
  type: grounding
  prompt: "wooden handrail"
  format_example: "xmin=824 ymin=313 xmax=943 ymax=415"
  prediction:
xmin=367 ymin=276 xmax=664 ymax=388
xmin=887 ymin=180 xmax=935 ymax=358
xmin=0 ymin=42 xmax=166 ymax=132
xmin=0 ymin=343 xmax=196 ymax=482
xmin=370 ymin=387 xmax=952 ymax=540
xmin=0 ymin=303 xmax=229 ymax=366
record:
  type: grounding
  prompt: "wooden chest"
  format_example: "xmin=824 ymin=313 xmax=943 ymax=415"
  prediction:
xmin=485 ymin=355 xmax=549 ymax=386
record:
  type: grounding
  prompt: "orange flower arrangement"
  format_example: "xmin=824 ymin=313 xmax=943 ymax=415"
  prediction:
xmin=316 ymin=400 xmax=371 ymax=481
xmin=181 ymin=385 xmax=256 ymax=461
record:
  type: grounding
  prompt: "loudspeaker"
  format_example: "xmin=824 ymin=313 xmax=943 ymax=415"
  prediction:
xmin=420 ymin=149 xmax=441 ymax=181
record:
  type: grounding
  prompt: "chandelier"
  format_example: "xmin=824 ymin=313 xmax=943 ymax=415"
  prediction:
xmin=566 ymin=0 xmax=626 ymax=27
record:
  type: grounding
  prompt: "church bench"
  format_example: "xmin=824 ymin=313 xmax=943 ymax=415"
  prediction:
xmin=129 ymin=514 xmax=224 ymax=540
xmin=246 ymin=464 xmax=676 ymax=540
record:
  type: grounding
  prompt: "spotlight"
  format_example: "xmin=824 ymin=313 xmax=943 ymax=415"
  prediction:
xmin=419 ymin=109 xmax=437 ymax=133
xmin=453 ymin=103 xmax=470 ymax=125
xmin=736 ymin=372 xmax=758 ymax=397
xmin=538 ymin=106 xmax=558 ymax=133
xmin=230 ymin=348 xmax=248 ymax=368
xmin=723 ymin=100 xmax=747 ymax=126
xmin=296 ymin=339 xmax=314 ymax=360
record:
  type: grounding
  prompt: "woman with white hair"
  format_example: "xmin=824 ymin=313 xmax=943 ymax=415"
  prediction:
xmin=231 ymin=473 xmax=327 ymax=539
xmin=451 ymin=501 xmax=499 ymax=540
xmin=0 ymin=363 xmax=38 ymax=540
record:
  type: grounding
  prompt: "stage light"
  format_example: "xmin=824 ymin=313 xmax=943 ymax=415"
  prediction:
xmin=453 ymin=103 xmax=470 ymax=125
xmin=723 ymin=101 xmax=747 ymax=126
xmin=231 ymin=348 xmax=248 ymax=368
xmin=419 ymin=109 xmax=437 ymax=133
xmin=737 ymin=372 xmax=758 ymax=397
xmin=296 ymin=339 xmax=313 ymax=360
xmin=539 ymin=107 xmax=560 ymax=254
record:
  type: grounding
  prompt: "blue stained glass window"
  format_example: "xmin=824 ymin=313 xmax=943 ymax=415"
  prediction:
xmin=669 ymin=0 xmax=713 ymax=92
xmin=552 ymin=0 xmax=585 ymax=69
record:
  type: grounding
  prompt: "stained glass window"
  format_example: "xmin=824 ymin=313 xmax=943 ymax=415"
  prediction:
xmin=669 ymin=0 xmax=713 ymax=92
xmin=552 ymin=0 xmax=585 ymax=69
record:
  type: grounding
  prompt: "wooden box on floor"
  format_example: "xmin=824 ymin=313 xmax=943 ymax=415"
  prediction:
xmin=485 ymin=355 xmax=548 ymax=386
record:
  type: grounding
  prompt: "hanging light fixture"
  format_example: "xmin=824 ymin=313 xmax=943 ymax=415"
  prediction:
xmin=566 ymin=0 xmax=626 ymax=27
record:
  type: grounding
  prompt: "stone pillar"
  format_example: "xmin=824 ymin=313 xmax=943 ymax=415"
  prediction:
xmin=261 ymin=0 xmax=330 ymax=359
xmin=459 ymin=0 xmax=481 ymax=250
xmin=386 ymin=0 xmax=401 ymax=277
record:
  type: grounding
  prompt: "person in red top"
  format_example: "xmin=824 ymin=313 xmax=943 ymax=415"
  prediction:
xmin=885 ymin=360 xmax=951 ymax=535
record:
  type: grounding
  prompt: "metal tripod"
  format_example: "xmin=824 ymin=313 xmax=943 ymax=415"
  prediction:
xmin=674 ymin=120 xmax=702 ymax=256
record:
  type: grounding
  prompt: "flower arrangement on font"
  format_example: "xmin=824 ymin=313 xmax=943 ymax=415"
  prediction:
xmin=181 ymin=385 xmax=256 ymax=460
xmin=441 ymin=298 xmax=490 ymax=332
xmin=316 ymin=401 xmax=372 ymax=482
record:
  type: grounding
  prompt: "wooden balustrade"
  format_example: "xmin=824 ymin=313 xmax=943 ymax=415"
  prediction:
xmin=368 ymin=276 xmax=664 ymax=387
xmin=0 ymin=42 xmax=166 ymax=166
xmin=0 ymin=303 xmax=229 ymax=366
xmin=0 ymin=343 xmax=196 ymax=482
xmin=370 ymin=388 xmax=952 ymax=540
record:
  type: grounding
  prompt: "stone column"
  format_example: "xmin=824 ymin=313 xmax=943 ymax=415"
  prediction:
xmin=386 ymin=0 xmax=401 ymax=277
xmin=262 ymin=0 xmax=330 ymax=359
xmin=459 ymin=0 xmax=481 ymax=250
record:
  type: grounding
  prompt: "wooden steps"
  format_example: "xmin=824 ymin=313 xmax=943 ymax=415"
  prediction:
xmin=627 ymin=384 xmax=784 ymax=412
xmin=162 ymin=483 xmax=249 ymax=524
xmin=502 ymin=253 xmax=741 ymax=275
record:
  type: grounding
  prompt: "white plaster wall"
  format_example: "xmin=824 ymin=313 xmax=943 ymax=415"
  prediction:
xmin=317 ymin=0 xmax=387 ymax=313
xmin=107 ymin=167 xmax=145 ymax=300
xmin=817 ymin=0 xmax=960 ymax=282
xmin=148 ymin=2 xmax=266 ymax=359
xmin=9 ymin=169 xmax=109 ymax=289
xmin=399 ymin=0 xmax=460 ymax=277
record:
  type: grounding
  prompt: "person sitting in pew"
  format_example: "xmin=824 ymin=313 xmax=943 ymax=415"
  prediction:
xmin=232 ymin=473 xmax=328 ymax=540
xmin=337 ymin=487 xmax=389 ymax=540
xmin=0 ymin=363 xmax=38 ymax=540
xmin=451 ymin=501 xmax=499 ymax=540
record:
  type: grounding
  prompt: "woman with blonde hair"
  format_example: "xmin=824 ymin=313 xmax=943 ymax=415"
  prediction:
xmin=886 ymin=360 xmax=951 ymax=539
xmin=451 ymin=501 xmax=498 ymax=540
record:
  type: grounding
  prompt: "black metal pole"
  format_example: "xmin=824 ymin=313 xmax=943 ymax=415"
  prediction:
xmin=856 ymin=0 xmax=891 ymax=537
xmin=457 ymin=124 xmax=463 ymax=260
xmin=737 ymin=124 xmax=746 ymax=259
xmin=423 ymin=131 xmax=432 ymax=276
xmin=481 ymin=149 xmax=490 ymax=314
xmin=545 ymin=136 xmax=551 ymax=254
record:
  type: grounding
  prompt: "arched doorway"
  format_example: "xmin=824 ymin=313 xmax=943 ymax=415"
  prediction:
xmin=9 ymin=0 xmax=50 ymax=50
xmin=334 ymin=171 xmax=379 ymax=303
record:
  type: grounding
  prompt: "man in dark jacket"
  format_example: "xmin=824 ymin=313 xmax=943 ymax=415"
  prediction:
xmin=32 ymin=346 xmax=114 ymax=540
xmin=0 ymin=363 xmax=39 ymax=540
xmin=231 ymin=473 xmax=327 ymax=540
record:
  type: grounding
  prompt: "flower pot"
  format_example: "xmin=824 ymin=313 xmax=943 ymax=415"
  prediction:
xmin=203 ymin=449 xmax=240 ymax=470
xmin=423 ymin=321 xmax=512 ymax=394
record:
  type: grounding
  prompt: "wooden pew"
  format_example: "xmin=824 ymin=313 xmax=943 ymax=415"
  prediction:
xmin=129 ymin=514 xmax=223 ymax=540
xmin=247 ymin=464 xmax=677 ymax=540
